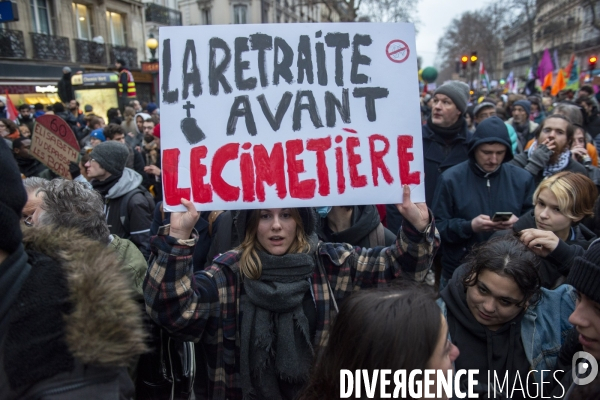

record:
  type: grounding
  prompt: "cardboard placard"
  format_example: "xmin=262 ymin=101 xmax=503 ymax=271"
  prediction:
xmin=159 ymin=22 xmax=423 ymax=211
xmin=31 ymin=115 xmax=80 ymax=178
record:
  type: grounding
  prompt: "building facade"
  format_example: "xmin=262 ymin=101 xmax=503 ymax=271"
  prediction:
xmin=178 ymin=0 xmax=347 ymax=26
xmin=502 ymin=0 xmax=600 ymax=81
xmin=0 ymin=0 xmax=149 ymax=106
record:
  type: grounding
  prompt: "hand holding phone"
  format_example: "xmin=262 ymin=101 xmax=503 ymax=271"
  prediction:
xmin=492 ymin=212 xmax=513 ymax=222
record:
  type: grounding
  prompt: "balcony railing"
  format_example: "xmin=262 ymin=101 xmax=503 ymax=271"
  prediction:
xmin=109 ymin=45 xmax=138 ymax=69
xmin=146 ymin=2 xmax=182 ymax=26
xmin=30 ymin=32 xmax=70 ymax=61
xmin=0 ymin=29 xmax=26 ymax=58
xmin=75 ymin=39 xmax=106 ymax=64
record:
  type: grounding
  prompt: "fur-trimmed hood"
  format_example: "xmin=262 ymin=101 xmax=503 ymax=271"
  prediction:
xmin=22 ymin=226 xmax=147 ymax=367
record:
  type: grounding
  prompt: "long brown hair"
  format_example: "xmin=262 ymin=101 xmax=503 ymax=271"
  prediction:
xmin=237 ymin=208 xmax=311 ymax=279
xmin=298 ymin=285 xmax=442 ymax=400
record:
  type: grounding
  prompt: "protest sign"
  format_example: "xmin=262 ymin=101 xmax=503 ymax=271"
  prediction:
xmin=160 ymin=22 xmax=423 ymax=211
xmin=31 ymin=115 xmax=80 ymax=178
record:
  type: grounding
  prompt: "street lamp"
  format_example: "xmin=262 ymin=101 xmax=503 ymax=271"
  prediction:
xmin=146 ymin=34 xmax=159 ymax=62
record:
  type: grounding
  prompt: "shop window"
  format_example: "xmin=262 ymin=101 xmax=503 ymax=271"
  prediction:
xmin=106 ymin=11 xmax=126 ymax=46
xmin=233 ymin=5 xmax=247 ymax=24
xmin=30 ymin=0 xmax=52 ymax=35
xmin=73 ymin=3 xmax=92 ymax=40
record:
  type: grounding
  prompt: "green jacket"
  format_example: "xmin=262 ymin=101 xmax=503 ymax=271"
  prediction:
xmin=110 ymin=235 xmax=147 ymax=298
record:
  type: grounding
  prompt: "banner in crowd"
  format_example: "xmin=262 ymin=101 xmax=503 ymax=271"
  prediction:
xmin=31 ymin=115 xmax=80 ymax=178
xmin=159 ymin=22 xmax=423 ymax=211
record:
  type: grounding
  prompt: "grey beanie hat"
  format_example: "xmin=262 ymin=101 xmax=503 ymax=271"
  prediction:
xmin=513 ymin=100 xmax=531 ymax=116
xmin=434 ymin=81 xmax=470 ymax=114
xmin=63 ymin=66 xmax=71 ymax=74
xmin=90 ymin=141 xmax=129 ymax=176
xmin=473 ymin=102 xmax=496 ymax=118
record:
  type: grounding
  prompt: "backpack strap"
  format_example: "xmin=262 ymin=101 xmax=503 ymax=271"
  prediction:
xmin=368 ymin=223 xmax=386 ymax=248
xmin=208 ymin=210 xmax=225 ymax=237
xmin=119 ymin=187 xmax=150 ymax=238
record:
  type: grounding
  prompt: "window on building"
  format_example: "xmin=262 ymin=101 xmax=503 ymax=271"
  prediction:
xmin=30 ymin=0 xmax=52 ymax=35
xmin=106 ymin=11 xmax=125 ymax=46
xmin=233 ymin=5 xmax=247 ymax=24
xmin=73 ymin=3 xmax=92 ymax=40
xmin=203 ymin=8 xmax=212 ymax=25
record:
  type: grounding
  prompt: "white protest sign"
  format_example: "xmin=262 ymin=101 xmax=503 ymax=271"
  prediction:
xmin=160 ymin=22 xmax=423 ymax=211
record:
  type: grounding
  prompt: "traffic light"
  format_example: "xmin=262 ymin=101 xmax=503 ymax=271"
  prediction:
xmin=590 ymin=55 xmax=598 ymax=72
xmin=470 ymin=51 xmax=478 ymax=66
xmin=461 ymin=55 xmax=468 ymax=70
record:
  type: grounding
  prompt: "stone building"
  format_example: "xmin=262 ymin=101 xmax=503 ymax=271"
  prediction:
xmin=0 ymin=0 xmax=150 ymax=105
xmin=178 ymin=0 xmax=348 ymax=26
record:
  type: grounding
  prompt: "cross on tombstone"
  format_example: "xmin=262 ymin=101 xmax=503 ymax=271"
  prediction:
xmin=183 ymin=101 xmax=195 ymax=118
xmin=180 ymin=101 xmax=206 ymax=144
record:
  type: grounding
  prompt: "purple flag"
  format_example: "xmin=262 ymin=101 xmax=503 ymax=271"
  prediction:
xmin=537 ymin=49 xmax=553 ymax=80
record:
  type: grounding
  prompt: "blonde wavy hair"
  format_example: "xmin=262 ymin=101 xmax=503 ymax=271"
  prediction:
xmin=237 ymin=209 xmax=311 ymax=279
xmin=533 ymin=171 xmax=597 ymax=222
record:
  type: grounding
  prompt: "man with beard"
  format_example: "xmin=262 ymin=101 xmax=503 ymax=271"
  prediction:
xmin=15 ymin=104 xmax=35 ymax=133
xmin=386 ymin=81 xmax=471 ymax=233
xmin=85 ymin=141 xmax=153 ymax=258
xmin=508 ymin=100 xmax=539 ymax=149
xmin=511 ymin=114 xmax=587 ymax=186
xmin=11 ymin=138 xmax=53 ymax=179
xmin=142 ymin=120 xmax=162 ymax=201
xmin=68 ymin=100 xmax=85 ymax=130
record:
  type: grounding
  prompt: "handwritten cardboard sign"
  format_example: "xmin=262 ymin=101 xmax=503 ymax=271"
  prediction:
xmin=160 ymin=22 xmax=423 ymax=211
xmin=31 ymin=115 xmax=80 ymax=178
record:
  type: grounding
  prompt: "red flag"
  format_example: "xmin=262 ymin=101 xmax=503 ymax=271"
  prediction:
xmin=4 ymin=90 xmax=18 ymax=120
xmin=565 ymin=54 xmax=575 ymax=78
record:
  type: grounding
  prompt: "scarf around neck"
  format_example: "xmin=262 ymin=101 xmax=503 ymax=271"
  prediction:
xmin=528 ymin=140 xmax=571 ymax=176
xmin=240 ymin=244 xmax=317 ymax=400
xmin=427 ymin=116 xmax=467 ymax=141
xmin=91 ymin=174 xmax=121 ymax=197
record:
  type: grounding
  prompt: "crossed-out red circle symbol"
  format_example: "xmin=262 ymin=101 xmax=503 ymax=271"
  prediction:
xmin=386 ymin=40 xmax=410 ymax=63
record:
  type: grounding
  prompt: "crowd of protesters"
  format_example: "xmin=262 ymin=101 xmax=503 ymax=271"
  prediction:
xmin=2 ymin=80 xmax=600 ymax=400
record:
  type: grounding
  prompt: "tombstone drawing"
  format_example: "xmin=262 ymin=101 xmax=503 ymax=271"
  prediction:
xmin=180 ymin=101 xmax=206 ymax=144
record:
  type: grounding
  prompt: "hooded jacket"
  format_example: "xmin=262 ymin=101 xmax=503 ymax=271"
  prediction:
xmin=0 ymin=226 xmax=147 ymax=399
xmin=492 ymin=210 xmax=597 ymax=289
xmin=432 ymin=117 xmax=536 ymax=279
xmin=317 ymin=205 xmax=395 ymax=248
xmin=438 ymin=264 xmax=576 ymax=398
xmin=99 ymin=168 xmax=154 ymax=259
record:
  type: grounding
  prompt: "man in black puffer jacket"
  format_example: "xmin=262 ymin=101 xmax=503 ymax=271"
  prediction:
xmin=386 ymin=81 xmax=471 ymax=234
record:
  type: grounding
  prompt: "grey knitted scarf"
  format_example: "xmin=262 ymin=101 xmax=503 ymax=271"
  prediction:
xmin=240 ymin=249 xmax=316 ymax=400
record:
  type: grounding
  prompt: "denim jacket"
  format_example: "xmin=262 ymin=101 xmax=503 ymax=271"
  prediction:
xmin=437 ymin=284 xmax=576 ymax=384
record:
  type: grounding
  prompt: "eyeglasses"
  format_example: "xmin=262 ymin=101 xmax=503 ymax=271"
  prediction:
xmin=23 ymin=215 xmax=33 ymax=227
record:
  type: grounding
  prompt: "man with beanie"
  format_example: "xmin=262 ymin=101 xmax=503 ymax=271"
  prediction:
xmin=386 ymin=80 xmax=471 ymax=234
xmin=432 ymin=117 xmax=536 ymax=288
xmin=0 ymin=139 xmax=148 ymax=399
xmin=57 ymin=66 xmax=74 ymax=104
xmin=86 ymin=141 xmax=154 ymax=258
xmin=508 ymin=99 xmax=539 ymax=149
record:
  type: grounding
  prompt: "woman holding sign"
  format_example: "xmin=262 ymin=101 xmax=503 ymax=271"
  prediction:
xmin=143 ymin=185 xmax=438 ymax=400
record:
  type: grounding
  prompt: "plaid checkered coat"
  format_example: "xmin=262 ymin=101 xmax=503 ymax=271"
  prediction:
xmin=144 ymin=219 xmax=439 ymax=400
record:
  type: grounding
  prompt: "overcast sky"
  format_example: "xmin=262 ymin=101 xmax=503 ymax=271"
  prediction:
xmin=415 ymin=0 xmax=483 ymax=69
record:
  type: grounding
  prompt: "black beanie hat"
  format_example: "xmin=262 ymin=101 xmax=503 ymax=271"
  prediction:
xmin=513 ymin=100 xmax=531 ymax=117
xmin=0 ymin=139 xmax=27 ymax=254
xmin=235 ymin=208 xmax=316 ymax=244
xmin=567 ymin=240 xmax=600 ymax=304
xmin=90 ymin=141 xmax=129 ymax=176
